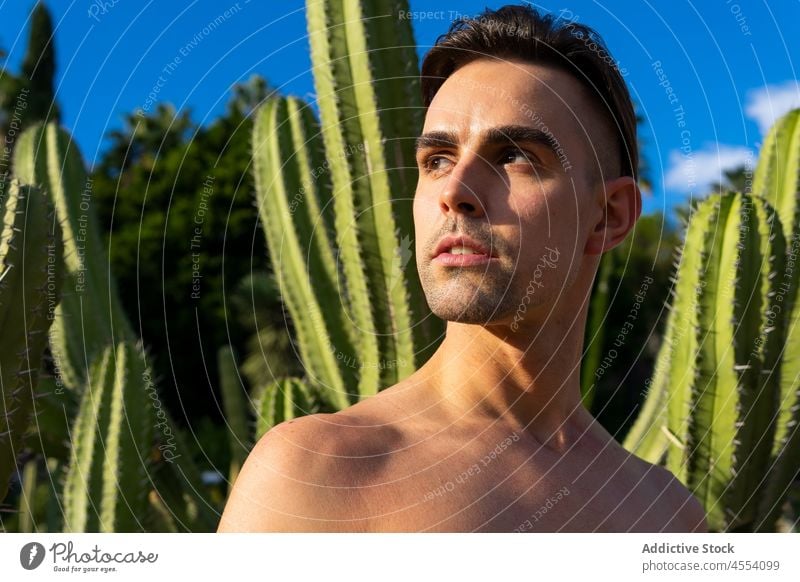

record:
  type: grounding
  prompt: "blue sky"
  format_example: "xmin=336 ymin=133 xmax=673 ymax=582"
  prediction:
xmin=1 ymin=0 xmax=798 ymax=219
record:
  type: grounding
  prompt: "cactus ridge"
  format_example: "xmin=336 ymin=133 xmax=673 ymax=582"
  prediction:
xmin=62 ymin=341 xmax=154 ymax=532
xmin=665 ymin=195 xmax=713 ymax=483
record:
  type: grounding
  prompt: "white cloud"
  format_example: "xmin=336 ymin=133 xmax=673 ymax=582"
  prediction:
xmin=664 ymin=144 xmax=754 ymax=194
xmin=745 ymin=81 xmax=800 ymax=135
xmin=663 ymin=81 xmax=798 ymax=197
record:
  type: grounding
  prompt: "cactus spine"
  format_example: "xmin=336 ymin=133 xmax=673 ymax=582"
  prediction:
xmin=0 ymin=181 xmax=63 ymax=501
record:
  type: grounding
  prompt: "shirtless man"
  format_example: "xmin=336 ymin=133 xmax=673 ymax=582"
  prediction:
xmin=218 ymin=5 xmax=708 ymax=533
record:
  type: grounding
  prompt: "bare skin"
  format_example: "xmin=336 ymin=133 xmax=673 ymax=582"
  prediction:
xmin=218 ymin=58 xmax=708 ymax=533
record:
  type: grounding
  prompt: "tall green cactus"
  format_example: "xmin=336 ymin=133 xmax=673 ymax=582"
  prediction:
xmin=305 ymin=0 xmax=443 ymax=396
xmin=62 ymin=340 xmax=154 ymax=532
xmin=0 ymin=180 xmax=63 ymax=501
xmin=252 ymin=0 xmax=444 ymax=413
xmin=685 ymin=193 xmax=784 ymax=531
xmin=624 ymin=109 xmax=800 ymax=531
xmin=625 ymin=191 xmax=787 ymax=532
xmin=751 ymin=108 xmax=800 ymax=531
xmin=253 ymin=97 xmax=356 ymax=410
xmin=13 ymin=121 xmax=133 ymax=391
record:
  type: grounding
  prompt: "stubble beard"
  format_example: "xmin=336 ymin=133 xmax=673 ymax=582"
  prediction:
xmin=418 ymin=258 xmax=527 ymax=324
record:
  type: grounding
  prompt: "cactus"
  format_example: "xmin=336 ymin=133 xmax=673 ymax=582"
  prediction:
xmin=624 ymin=191 xmax=787 ymax=532
xmin=11 ymin=121 xmax=220 ymax=531
xmin=253 ymin=97 xmax=356 ymax=410
xmin=13 ymin=121 xmax=133 ymax=392
xmin=62 ymin=340 xmax=154 ymax=532
xmin=686 ymin=193 xmax=784 ymax=532
xmin=623 ymin=110 xmax=800 ymax=531
xmin=218 ymin=346 xmax=249 ymax=484
xmin=751 ymin=108 xmax=800 ymax=531
xmin=62 ymin=339 xmax=219 ymax=533
xmin=251 ymin=0 xmax=444 ymax=413
xmin=0 ymin=181 xmax=63 ymax=502
xmin=304 ymin=0 xmax=443 ymax=396
xmin=4 ymin=10 xmax=225 ymax=530
xmin=753 ymin=109 xmax=800 ymax=231
xmin=254 ymin=377 xmax=312 ymax=440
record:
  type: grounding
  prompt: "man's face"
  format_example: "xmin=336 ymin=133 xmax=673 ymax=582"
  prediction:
xmin=413 ymin=58 xmax=607 ymax=328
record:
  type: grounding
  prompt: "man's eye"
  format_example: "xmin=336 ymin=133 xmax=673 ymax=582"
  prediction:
xmin=422 ymin=155 xmax=453 ymax=173
xmin=500 ymin=148 xmax=534 ymax=165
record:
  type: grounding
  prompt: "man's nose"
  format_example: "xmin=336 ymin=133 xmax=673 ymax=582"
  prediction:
xmin=438 ymin=155 xmax=488 ymax=219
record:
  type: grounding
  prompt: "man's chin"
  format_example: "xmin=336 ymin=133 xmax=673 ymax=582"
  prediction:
xmin=429 ymin=302 xmax=513 ymax=326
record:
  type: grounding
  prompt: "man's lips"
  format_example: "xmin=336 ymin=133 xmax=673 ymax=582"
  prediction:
xmin=431 ymin=234 xmax=498 ymax=267
xmin=431 ymin=234 xmax=496 ymax=259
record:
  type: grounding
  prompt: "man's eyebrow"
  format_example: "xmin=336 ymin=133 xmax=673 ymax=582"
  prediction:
xmin=415 ymin=130 xmax=458 ymax=152
xmin=414 ymin=125 xmax=560 ymax=156
xmin=484 ymin=125 xmax=560 ymax=156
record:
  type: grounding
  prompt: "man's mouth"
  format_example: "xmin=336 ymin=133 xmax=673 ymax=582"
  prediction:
xmin=432 ymin=235 xmax=498 ymax=266
xmin=447 ymin=246 xmax=482 ymax=255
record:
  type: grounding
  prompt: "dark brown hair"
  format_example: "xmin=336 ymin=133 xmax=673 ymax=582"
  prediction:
xmin=420 ymin=5 xmax=638 ymax=180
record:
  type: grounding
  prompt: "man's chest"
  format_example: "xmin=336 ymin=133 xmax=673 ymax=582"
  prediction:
xmin=356 ymin=441 xmax=658 ymax=532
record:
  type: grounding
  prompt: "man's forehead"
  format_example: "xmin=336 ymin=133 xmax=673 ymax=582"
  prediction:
xmin=423 ymin=60 xmax=591 ymax=135
xmin=431 ymin=59 xmax=582 ymax=107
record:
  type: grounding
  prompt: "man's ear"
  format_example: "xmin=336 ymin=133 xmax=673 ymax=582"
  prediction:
xmin=584 ymin=176 xmax=641 ymax=256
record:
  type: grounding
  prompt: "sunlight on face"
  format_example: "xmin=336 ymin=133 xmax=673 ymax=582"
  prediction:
xmin=413 ymin=59 xmax=603 ymax=328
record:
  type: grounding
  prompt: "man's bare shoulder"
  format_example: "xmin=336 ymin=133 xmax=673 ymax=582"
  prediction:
xmin=627 ymin=455 xmax=708 ymax=532
xmin=217 ymin=413 xmax=380 ymax=532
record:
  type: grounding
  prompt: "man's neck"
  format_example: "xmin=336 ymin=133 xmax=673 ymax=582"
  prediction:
xmin=421 ymin=305 xmax=597 ymax=451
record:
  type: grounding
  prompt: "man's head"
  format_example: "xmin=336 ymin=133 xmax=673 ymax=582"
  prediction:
xmin=413 ymin=5 xmax=641 ymax=330
xmin=420 ymin=5 xmax=638 ymax=182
